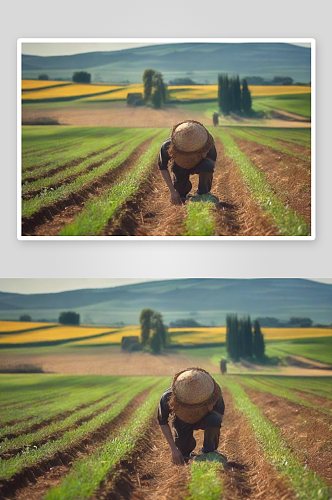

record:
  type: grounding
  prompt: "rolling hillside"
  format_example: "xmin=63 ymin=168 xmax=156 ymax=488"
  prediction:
xmin=0 ymin=279 xmax=330 ymax=325
xmin=22 ymin=42 xmax=311 ymax=84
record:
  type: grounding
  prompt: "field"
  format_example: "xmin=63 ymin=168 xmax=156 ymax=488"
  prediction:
xmin=20 ymin=123 xmax=311 ymax=237
xmin=0 ymin=372 xmax=331 ymax=500
xmin=21 ymin=81 xmax=310 ymax=103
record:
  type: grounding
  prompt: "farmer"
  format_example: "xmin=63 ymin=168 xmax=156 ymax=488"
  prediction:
xmin=158 ymin=120 xmax=217 ymax=205
xmin=157 ymin=367 xmax=225 ymax=465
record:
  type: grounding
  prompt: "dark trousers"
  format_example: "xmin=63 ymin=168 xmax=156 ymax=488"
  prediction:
xmin=173 ymin=411 xmax=222 ymax=455
xmin=172 ymin=158 xmax=215 ymax=197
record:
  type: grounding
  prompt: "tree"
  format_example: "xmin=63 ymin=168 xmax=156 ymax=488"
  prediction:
xmin=150 ymin=329 xmax=162 ymax=354
xmin=151 ymin=311 xmax=167 ymax=348
xmin=38 ymin=74 xmax=49 ymax=81
xmin=72 ymin=71 xmax=91 ymax=84
xmin=139 ymin=308 xmax=154 ymax=347
xmin=253 ymin=320 xmax=265 ymax=361
xmin=143 ymin=69 xmax=155 ymax=102
xmin=59 ymin=311 xmax=80 ymax=325
xmin=241 ymin=79 xmax=252 ymax=115
xmin=242 ymin=316 xmax=253 ymax=358
xmin=19 ymin=314 xmax=31 ymax=321
xmin=234 ymin=75 xmax=242 ymax=112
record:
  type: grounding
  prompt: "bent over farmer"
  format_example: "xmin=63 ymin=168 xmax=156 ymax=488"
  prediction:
xmin=157 ymin=367 xmax=225 ymax=465
xmin=158 ymin=120 xmax=217 ymax=205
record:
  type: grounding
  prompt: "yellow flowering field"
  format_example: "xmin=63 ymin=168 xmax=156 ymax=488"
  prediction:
xmin=71 ymin=326 xmax=141 ymax=345
xmin=22 ymin=80 xmax=71 ymax=91
xmin=0 ymin=326 xmax=116 ymax=344
xmin=22 ymin=83 xmax=123 ymax=101
xmin=0 ymin=321 xmax=56 ymax=333
xmin=81 ymin=84 xmax=143 ymax=101
xmin=258 ymin=327 xmax=332 ymax=340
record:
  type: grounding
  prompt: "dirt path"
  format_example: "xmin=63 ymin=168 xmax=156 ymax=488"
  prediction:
xmin=269 ymin=109 xmax=311 ymax=122
xmin=0 ymin=387 xmax=153 ymax=500
xmin=245 ymin=388 xmax=332 ymax=487
xmin=284 ymin=354 xmax=332 ymax=370
xmin=231 ymin=136 xmax=311 ymax=224
xmin=22 ymin=102 xmax=311 ymax=128
xmin=22 ymin=138 xmax=154 ymax=236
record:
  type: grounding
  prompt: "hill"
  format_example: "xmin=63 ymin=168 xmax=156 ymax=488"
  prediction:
xmin=21 ymin=42 xmax=311 ymax=84
xmin=0 ymin=279 xmax=330 ymax=326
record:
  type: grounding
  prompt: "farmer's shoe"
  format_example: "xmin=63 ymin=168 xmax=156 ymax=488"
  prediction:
xmin=183 ymin=451 xmax=197 ymax=463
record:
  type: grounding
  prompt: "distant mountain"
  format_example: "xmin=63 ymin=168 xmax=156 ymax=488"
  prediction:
xmin=0 ymin=279 xmax=330 ymax=326
xmin=21 ymin=43 xmax=311 ymax=84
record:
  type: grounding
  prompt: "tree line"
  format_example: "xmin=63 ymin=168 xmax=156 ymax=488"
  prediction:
xmin=218 ymin=74 xmax=252 ymax=115
xmin=226 ymin=314 xmax=265 ymax=361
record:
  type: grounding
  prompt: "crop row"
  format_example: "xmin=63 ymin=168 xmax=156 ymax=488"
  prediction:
xmin=60 ymin=130 xmax=167 ymax=236
xmin=0 ymin=377 xmax=157 ymax=481
xmin=22 ymin=129 xmax=159 ymax=219
xmin=222 ymin=377 xmax=331 ymax=500
xmin=215 ymin=129 xmax=310 ymax=236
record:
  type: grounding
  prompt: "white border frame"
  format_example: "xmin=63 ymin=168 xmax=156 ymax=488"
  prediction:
xmin=17 ymin=38 xmax=316 ymax=241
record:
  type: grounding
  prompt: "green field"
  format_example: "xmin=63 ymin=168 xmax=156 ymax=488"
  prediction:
xmin=1 ymin=372 xmax=331 ymax=499
xmin=252 ymin=93 xmax=311 ymax=118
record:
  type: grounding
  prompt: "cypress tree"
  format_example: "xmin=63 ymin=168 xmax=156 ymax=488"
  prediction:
xmin=253 ymin=320 xmax=265 ymax=361
xmin=218 ymin=74 xmax=223 ymax=111
xmin=234 ymin=75 xmax=242 ymax=112
xmin=151 ymin=311 xmax=167 ymax=348
xmin=242 ymin=316 xmax=253 ymax=358
xmin=241 ymin=79 xmax=252 ymax=115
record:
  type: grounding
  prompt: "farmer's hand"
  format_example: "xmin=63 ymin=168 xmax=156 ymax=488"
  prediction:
xmin=172 ymin=447 xmax=185 ymax=465
xmin=170 ymin=190 xmax=182 ymax=206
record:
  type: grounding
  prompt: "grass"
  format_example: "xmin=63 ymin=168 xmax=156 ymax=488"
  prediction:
xmin=215 ymin=129 xmax=310 ymax=236
xmin=265 ymin=336 xmax=332 ymax=365
xmin=0 ymin=377 xmax=155 ymax=480
xmin=184 ymin=196 xmax=217 ymax=236
xmin=239 ymin=127 xmax=311 ymax=148
xmin=223 ymin=377 xmax=332 ymax=500
xmin=228 ymin=127 xmax=310 ymax=161
xmin=252 ymin=93 xmax=311 ymax=118
xmin=186 ymin=461 xmax=223 ymax=500
xmin=60 ymin=130 xmax=167 ymax=236
xmin=22 ymin=129 xmax=157 ymax=219
xmin=43 ymin=380 xmax=168 ymax=500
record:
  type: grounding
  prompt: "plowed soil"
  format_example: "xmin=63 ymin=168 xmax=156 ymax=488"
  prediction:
xmin=91 ymin=388 xmax=295 ymax=500
xmin=103 ymin=138 xmax=278 ymax=236
xmin=245 ymin=387 xmax=332 ymax=487
xmin=231 ymin=136 xmax=311 ymax=224
xmin=0 ymin=387 xmax=153 ymax=500
xmin=21 ymin=102 xmax=311 ymax=128
xmin=22 ymin=138 xmax=154 ymax=236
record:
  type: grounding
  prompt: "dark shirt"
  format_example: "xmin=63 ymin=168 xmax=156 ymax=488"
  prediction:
xmin=158 ymin=137 xmax=217 ymax=171
xmin=157 ymin=387 xmax=225 ymax=426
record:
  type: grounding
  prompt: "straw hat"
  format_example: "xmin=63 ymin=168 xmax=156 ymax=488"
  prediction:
xmin=168 ymin=120 xmax=214 ymax=170
xmin=169 ymin=367 xmax=221 ymax=424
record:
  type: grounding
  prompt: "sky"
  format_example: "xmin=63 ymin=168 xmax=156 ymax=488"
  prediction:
xmin=0 ymin=278 xmax=331 ymax=295
xmin=21 ymin=41 xmax=311 ymax=57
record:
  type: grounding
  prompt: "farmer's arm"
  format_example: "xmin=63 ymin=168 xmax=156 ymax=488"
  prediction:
xmin=160 ymin=424 xmax=184 ymax=465
xmin=158 ymin=139 xmax=182 ymax=206
xmin=160 ymin=170 xmax=182 ymax=205
xmin=157 ymin=389 xmax=184 ymax=464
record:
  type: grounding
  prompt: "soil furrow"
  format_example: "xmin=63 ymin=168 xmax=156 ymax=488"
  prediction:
xmin=91 ymin=420 xmax=191 ymax=500
xmin=0 ymin=387 xmax=154 ymax=500
xmin=231 ymin=136 xmax=311 ymax=224
xmin=220 ymin=388 xmax=295 ymax=500
xmin=1 ymin=397 xmax=118 ymax=460
xmin=103 ymin=167 xmax=187 ymax=237
xmin=91 ymin=388 xmax=295 ymax=500
xmin=213 ymin=138 xmax=279 ymax=236
xmin=244 ymin=387 xmax=332 ymax=487
xmin=21 ymin=137 xmax=154 ymax=236
xmin=22 ymin=150 xmax=122 ymax=201
xmin=22 ymin=143 xmax=121 ymax=184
